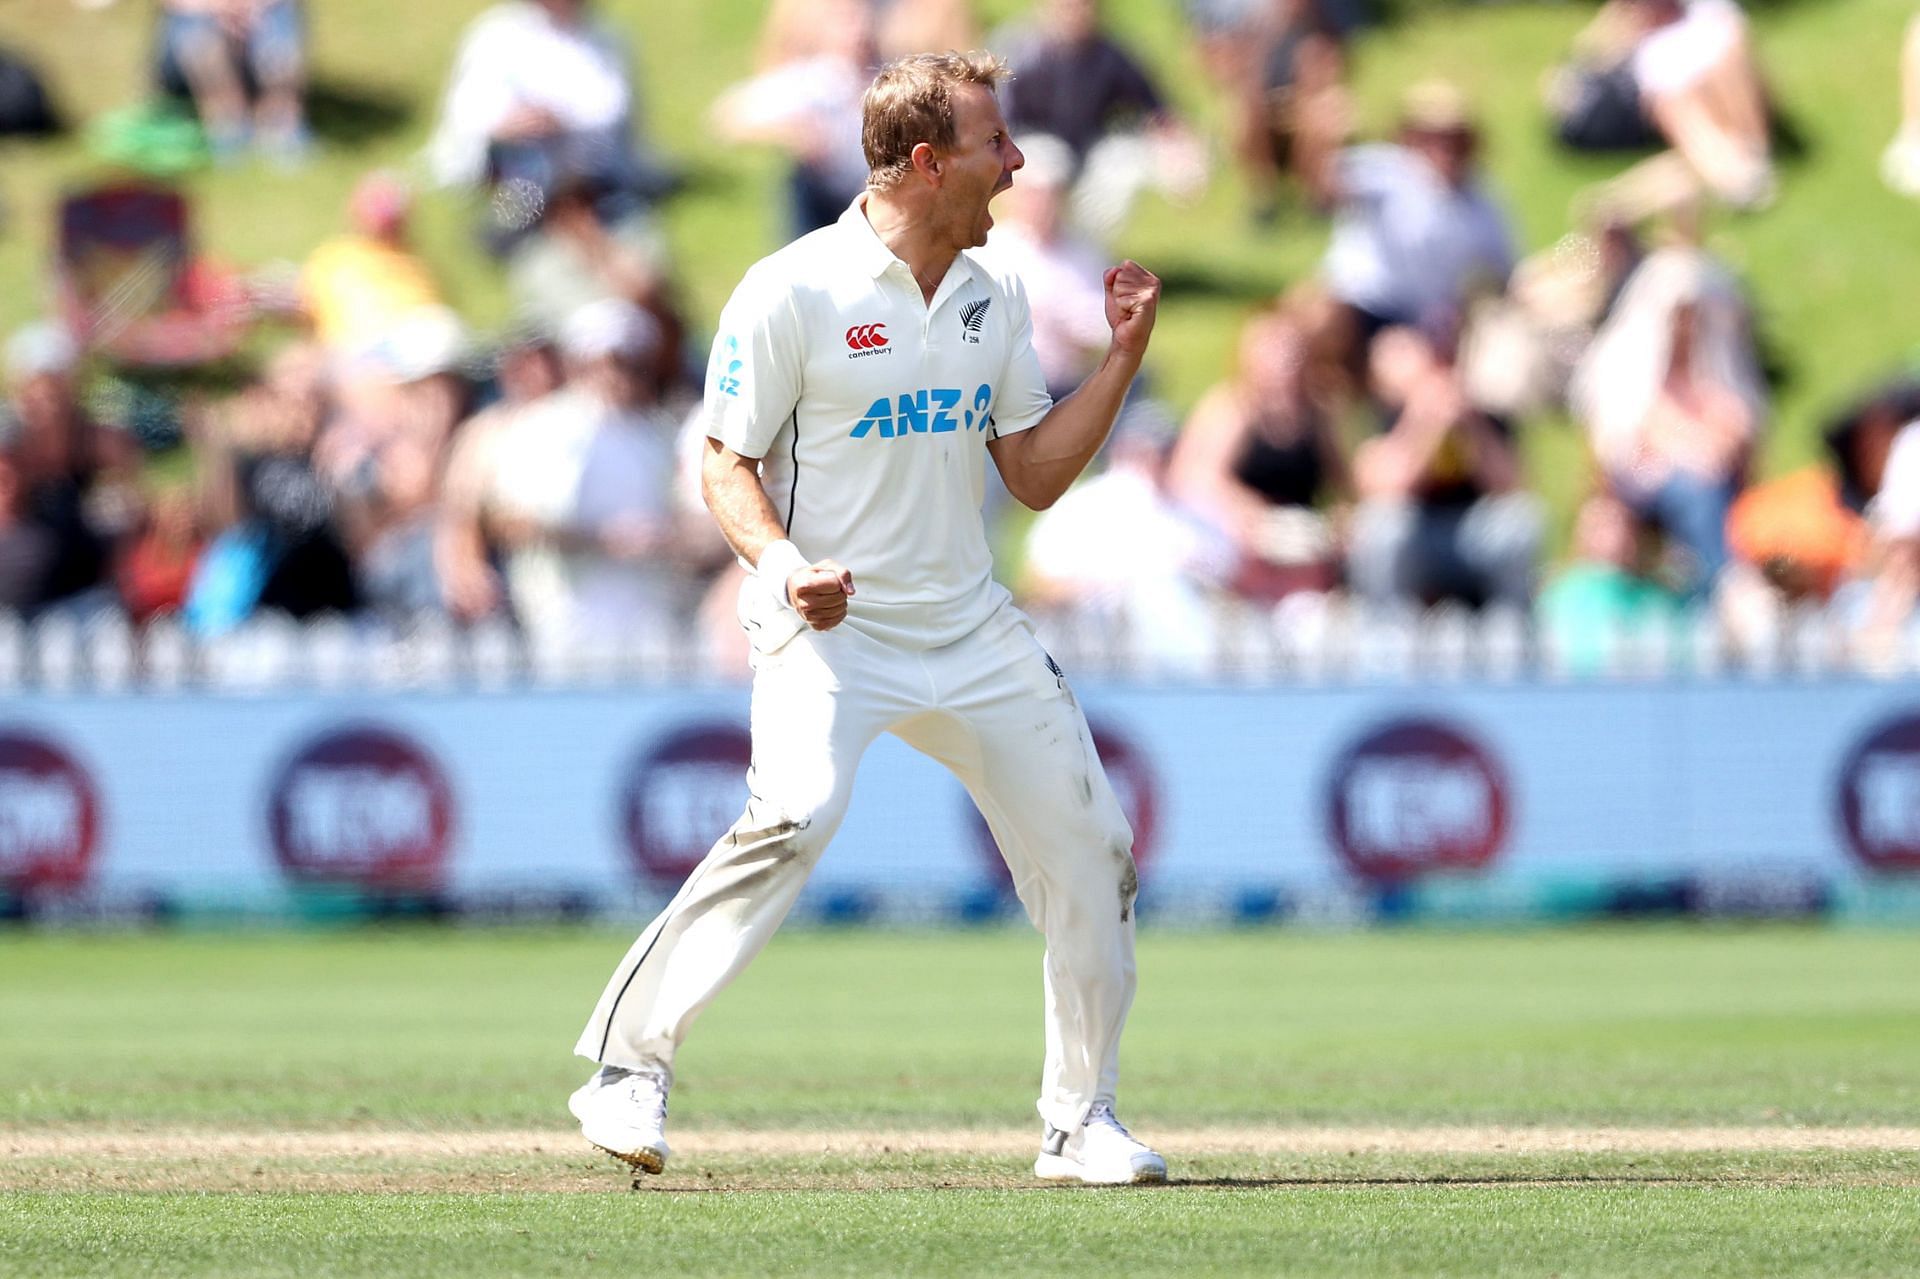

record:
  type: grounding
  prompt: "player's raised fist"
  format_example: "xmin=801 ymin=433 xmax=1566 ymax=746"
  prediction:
xmin=787 ymin=560 xmax=856 ymax=631
xmin=1103 ymin=260 xmax=1161 ymax=358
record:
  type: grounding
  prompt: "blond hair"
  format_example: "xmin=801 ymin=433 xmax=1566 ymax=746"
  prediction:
xmin=861 ymin=52 xmax=1011 ymax=190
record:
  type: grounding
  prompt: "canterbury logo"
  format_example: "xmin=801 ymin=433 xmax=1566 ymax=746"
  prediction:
xmin=845 ymin=323 xmax=889 ymax=351
xmin=960 ymin=299 xmax=991 ymax=334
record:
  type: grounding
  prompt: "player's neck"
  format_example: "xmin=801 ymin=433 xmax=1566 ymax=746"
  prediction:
xmin=863 ymin=189 xmax=961 ymax=304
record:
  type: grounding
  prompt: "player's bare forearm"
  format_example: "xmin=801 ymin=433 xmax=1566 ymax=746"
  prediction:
xmin=990 ymin=259 xmax=1161 ymax=511
xmin=988 ymin=346 xmax=1143 ymax=510
xmin=701 ymin=437 xmax=856 ymax=628
xmin=700 ymin=438 xmax=789 ymax=566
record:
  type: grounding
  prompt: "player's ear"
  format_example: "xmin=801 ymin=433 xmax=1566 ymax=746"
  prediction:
xmin=910 ymin=141 xmax=942 ymax=185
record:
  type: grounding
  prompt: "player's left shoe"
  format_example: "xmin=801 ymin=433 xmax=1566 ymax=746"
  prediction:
xmin=569 ymin=1065 xmax=671 ymax=1175
xmin=1033 ymin=1102 xmax=1167 ymax=1185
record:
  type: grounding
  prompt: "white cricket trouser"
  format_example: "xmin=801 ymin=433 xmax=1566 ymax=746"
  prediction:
xmin=575 ymin=602 xmax=1139 ymax=1134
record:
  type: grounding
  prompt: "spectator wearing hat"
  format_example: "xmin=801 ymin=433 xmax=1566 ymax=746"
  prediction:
xmin=157 ymin=0 xmax=310 ymax=164
xmin=484 ymin=300 xmax=701 ymax=649
xmin=1313 ymin=81 xmax=1516 ymax=386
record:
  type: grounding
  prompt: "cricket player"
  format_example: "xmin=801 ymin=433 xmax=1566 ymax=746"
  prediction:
xmin=570 ymin=51 xmax=1166 ymax=1186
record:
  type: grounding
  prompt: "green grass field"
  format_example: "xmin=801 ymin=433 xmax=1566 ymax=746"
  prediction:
xmin=4 ymin=926 xmax=1919 ymax=1275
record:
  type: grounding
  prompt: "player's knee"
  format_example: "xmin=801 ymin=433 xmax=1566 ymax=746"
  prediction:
xmin=729 ymin=791 xmax=846 ymax=866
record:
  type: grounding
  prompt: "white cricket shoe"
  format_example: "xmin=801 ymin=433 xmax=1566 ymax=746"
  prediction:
xmin=1033 ymin=1102 xmax=1167 ymax=1185
xmin=569 ymin=1066 xmax=671 ymax=1175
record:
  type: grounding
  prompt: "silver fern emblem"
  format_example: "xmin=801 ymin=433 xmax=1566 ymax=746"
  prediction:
xmin=960 ymin=298 xmax=991 ymax=337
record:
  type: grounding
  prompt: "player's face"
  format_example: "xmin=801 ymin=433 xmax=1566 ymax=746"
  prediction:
xmin=941 ymin=85 xmax=1024 ymax=249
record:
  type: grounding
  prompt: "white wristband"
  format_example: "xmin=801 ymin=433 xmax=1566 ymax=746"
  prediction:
xmin=755 ymin=539 xmax=810 ymax=608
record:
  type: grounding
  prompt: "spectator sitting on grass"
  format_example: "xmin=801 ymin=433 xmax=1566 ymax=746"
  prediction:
xmin=4 ymin=323 xmax=139 ymax=619
xmin=1312 ymin=81 xmax=1516 ymax=389
xmin=434 ymin=333 xmax=563 ymax=624
xmin=1570 ymin=246 xmax=1765 ymax=598
xmin=1538 ymin=493 xmax=1687 ymax=676
xmin=1577 ymin=0 xmax=1776 ymax=214
xmin=999 ymin=0 xmax=1209 ymax=242
xmin=186 ymin=342 xmax=357 ymax=634
xmin=300 ymin=172 xmax=446 ymax=363
xmin=156 ymin=0 xmax=309 ymax=165
xmin=1348 ymin=326 xmax=1542 ymax=610
xmin=1020 ymin=404 xmax=1232 ymax=675
xmin=1166 ymin=305 xmax=1351 ymax=601
xmin=712 ymin=0 xmax=878 ymax=239
xmin=1882 ymin=13 xmax=1920 ymax=198
xmin=484 ymin=301 xmax=699 ymax=651
xmin=427 ymin=0 xmax=665 ymax=245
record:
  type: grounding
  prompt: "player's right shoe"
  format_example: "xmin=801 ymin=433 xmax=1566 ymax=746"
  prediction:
xmin=1033 ymin=1102 xmax=1168 ymax=1185
xmin=568 ymin=1065 xmax=671 ymax=1175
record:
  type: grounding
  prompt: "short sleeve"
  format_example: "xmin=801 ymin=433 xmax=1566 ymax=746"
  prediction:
xmin=989 ymin=276 xmax=1055 ymax=440
xmin=699 ymin=269 xmax=805 ymax=460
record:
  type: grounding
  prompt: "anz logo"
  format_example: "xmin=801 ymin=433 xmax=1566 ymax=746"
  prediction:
xmin=714 ymin=335 xmax=744 ymax=398
xmin=849 ymin=384 xmax=995 ymax=439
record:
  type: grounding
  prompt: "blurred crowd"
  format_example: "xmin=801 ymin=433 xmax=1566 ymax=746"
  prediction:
xmin=5 ymin=0 xmax=1920 ymax=677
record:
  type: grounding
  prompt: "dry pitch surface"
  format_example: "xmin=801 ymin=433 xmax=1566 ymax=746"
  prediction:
xmin=8 ymin=1125 xmax=1920 ymax=1194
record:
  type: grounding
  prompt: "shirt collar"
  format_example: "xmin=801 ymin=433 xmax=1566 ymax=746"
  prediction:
xmin=838 ymin=194 xmax=900 ymax=280
xmin=836 ymin=194 xmax=985 ymax=301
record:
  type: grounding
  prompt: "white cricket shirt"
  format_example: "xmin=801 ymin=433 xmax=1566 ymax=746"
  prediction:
xmin=701 ymin=195 xmax=1054 ymax=652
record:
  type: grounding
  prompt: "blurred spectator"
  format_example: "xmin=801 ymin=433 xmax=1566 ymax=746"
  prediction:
xmin=351 ymin=433 xmax=447 ymax=622
xmin=157 ymin=0 xmax=309 ymax=165
xmin=484 ymin=301 xmax=699 ymax=648
xmin=435 ymin=334 xmax=564 ymax=623
xmin=116 ymin=483 xmax=204 ymax=623
xmin=1538 ymin=494 xmax=1687 ymax=675
xmin=713 ymin=0 xmax=877 ymax=239
xmin=4 ymin=324 xmax=138 ymax=617
xmin=0 ymin=450 xmax=57 ymax=614
xmin=300 ymin=172 xmax=446 ymax=361
xmin=1022 ymin=406 xmax=1232 ymax=673
xmin=427 ymin=0 xmax=664 ymax=244
xmin=1573 ymin=0 xmax=1775 ymax=213
xmin=1717 ymin=465 xmax=1868 ymax=656
xmin=1348 ymin=327 xmax=1541 ymax=609
xmin=507 ymin=176 xmax=675 ymax=359
xmin=1570 ymin=246 xmax=1766 ymax=596
xmin=1189 ymin=0 xmax=1357 ymax=224
xmin=1882 ymin=13 xmax=1920 ymax=198
xmin=757 ymin=0 xmax=978 ymax=67
xmin=999 ymin=0 xmax=1208 ymax=242
xmin=186 ymin=342 xmax=357 ymax=634
xmin=979 ymin=134 xmax=1109 ymax=396
xmin=1459 ymin=217 xmax=1645 ymax=422
xmin=1167 ymin=306 xmax=1350 ymax=600
xmin=1315 ymin=82 xmax=1516 ymax=385
xmin=1852 ymin=412 xmax=1920 ymax=652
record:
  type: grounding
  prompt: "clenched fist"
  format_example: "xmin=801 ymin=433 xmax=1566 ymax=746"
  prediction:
xmin=786 ymin=560 xmax=856 ymax=631
xmin=1104 ymin=260 xmax=1162 ymax=359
